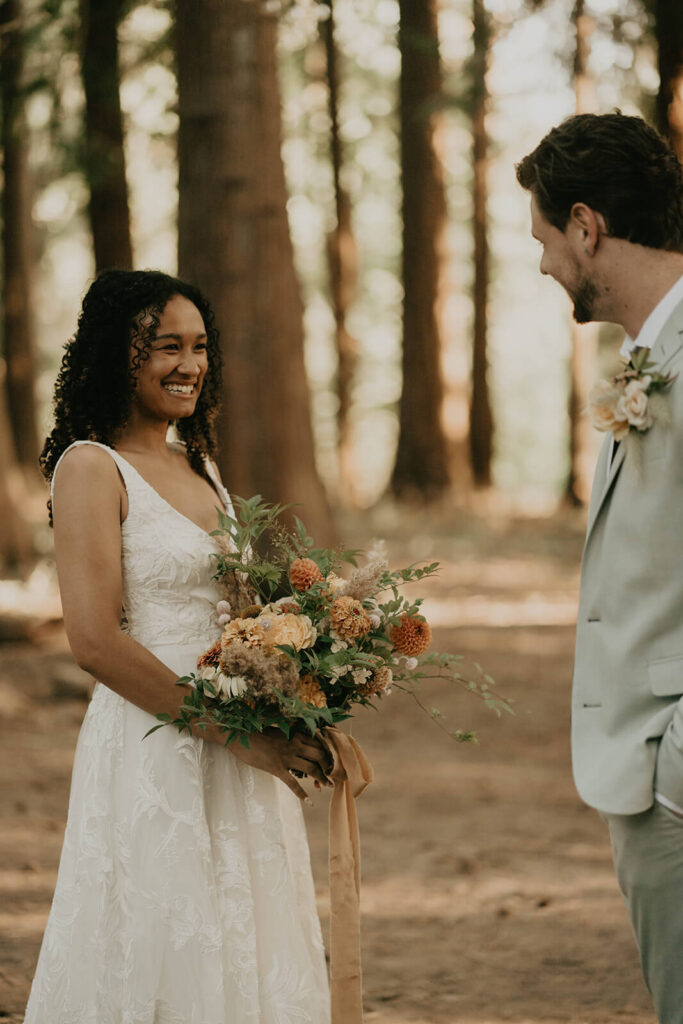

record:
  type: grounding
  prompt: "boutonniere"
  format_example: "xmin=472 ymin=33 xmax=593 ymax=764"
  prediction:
xmin=588 ymin=346 xmax=675 ymax=443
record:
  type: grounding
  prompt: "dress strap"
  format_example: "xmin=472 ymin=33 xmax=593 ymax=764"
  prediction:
xmin=203 ymin=457 xmax=236 ymax=519
xmin=50 ymin=440 xmax=137 ymax=506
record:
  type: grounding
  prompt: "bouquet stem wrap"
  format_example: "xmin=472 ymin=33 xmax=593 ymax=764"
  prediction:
xmin=320 ymin=728 xmax=373 ymax=1024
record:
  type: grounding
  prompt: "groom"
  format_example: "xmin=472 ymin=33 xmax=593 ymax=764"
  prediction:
xmin=517 ymin=112 xmax=683 ymax=1023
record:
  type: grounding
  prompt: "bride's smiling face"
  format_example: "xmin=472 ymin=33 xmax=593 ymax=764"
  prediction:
xmin=131 ymin=294 xmax=209 ymax=421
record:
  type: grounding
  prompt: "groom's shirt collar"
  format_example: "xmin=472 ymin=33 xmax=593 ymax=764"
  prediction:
xmin=619 ymin=274 xmax=683 ymax=358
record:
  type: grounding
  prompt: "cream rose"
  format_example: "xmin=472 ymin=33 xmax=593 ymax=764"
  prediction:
xmin=259 ymin=612 xmax=317 ymax=651
xmin=588 ymin=379 xmax=629 ymax=438
xmin=617 ymin=378 xmax=653 ymax=432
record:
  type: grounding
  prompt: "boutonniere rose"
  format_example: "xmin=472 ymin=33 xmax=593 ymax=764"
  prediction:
xmin=588 ymin=346 xmax=675 ymax=448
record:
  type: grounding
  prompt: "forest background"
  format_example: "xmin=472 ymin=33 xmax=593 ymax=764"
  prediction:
xmin=1 ymin=3 xmax=683 ymax=1021
xmin=1 ymin=0 xmax=681 ymax=567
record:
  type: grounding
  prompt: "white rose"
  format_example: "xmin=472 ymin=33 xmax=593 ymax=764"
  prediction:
xmin=404 ymin=657 xmax=419 ymax=670
xmin=588 ymin=379 xmax=629 ymax=437
xmin=198 ymin=662 xmax=219 ymax=683
xmin=330 ymin=639 xmax=349 ymax=653
xmin=617 ymin=379 xmax=653 ymax=432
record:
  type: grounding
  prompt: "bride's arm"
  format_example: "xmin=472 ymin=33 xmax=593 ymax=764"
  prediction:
xmin=52 ymin=446 xmax=329 ymax=799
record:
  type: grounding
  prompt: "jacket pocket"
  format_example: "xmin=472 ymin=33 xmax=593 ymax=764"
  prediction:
xmin=648 ymin=655 xmax=683 ymax=696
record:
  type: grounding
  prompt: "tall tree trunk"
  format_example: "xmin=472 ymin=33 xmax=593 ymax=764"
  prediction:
xmin=80 ymin=0 xmax=132 ymax=271
xmin=0 ymin=361 xmax=33 ymax=570
xmin=566 ymin=0 xmax=599 ymax=507
xmin=391 ymin=0 xmax=450 ymax=500
xmin=469 ymin=0 xmax=493 ymax=487
xmin=654 ymin=0 xmax=683 ymax=162
xmin=177 ymin=0 xmax=332 ymax=542
xmin=321 ymin=0 xmax=360 ymax=506
xmin=0 ymin=0 xmax=40 ymax=471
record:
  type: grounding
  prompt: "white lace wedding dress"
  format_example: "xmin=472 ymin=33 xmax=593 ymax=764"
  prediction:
xmin=24 ymin=441 xmax=330 ymax=1024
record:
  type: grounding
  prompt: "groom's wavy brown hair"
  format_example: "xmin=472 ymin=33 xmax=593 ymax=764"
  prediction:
xmin=40 ymin=269 xmax=223 ymax=523
xmin=516 ymin=112 xmax=683 ymax=252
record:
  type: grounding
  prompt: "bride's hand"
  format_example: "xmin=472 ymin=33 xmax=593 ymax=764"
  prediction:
xmin=225 ymin=728 xmax=333 ymax=802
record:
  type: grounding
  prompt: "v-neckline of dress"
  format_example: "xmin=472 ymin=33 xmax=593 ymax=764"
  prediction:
xmin=112 ymin=446 xmax=225 ymax=539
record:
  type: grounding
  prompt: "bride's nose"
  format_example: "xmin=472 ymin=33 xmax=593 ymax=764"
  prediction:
xmin=177 ymin=349 xmax=203 ymax=375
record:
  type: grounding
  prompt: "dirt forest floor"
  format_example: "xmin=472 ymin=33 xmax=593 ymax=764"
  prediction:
xmin=0 ymin=506 xmax=656 ymax=1024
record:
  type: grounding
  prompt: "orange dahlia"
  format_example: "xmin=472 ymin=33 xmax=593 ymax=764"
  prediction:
xmin=278 ymin=601 xmax=300 ymax=615
xmin=390 ymin=614 xmax=432 ymax=656
xmin=329 ymin=596 xmax=372 ymax=640
xmin=289 ymin=557 xmax=324 ymax=591
xmin=356 ymin=664 xmax=393 ymax=697
xmin=197 ymin=639 xmax=221 ymax=670
xmin=297 ymin=674 xmax=328 ymax=708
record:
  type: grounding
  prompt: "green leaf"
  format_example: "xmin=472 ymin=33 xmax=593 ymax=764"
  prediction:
xmin=143 ymin=722 xmax=170 ymax=739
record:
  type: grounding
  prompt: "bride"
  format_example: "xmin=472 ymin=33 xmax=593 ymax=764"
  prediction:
xmin=24 ymin=269 xmax=332 ymax=1023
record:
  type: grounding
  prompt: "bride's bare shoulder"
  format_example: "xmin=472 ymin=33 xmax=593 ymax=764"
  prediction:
xmin=52 ymin=445 xmax=125 ymax=523
xmin=54 ymin=444 xmax=120 ymax=486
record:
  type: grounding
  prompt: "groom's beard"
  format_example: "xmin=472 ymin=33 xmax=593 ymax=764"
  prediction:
xmin=569 ymin=275 xmax=599 ymax=324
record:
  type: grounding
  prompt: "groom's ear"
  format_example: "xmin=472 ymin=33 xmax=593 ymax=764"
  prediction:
xmin=568 ymin=203 xmax=606 ymax=255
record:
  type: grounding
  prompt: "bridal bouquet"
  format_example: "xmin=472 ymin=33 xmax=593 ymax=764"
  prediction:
xmin=147 ymin=495 xmax=508 ymax=748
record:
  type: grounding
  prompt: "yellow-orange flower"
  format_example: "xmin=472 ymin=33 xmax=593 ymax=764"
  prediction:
xmin=297 ymin=674 xmax=328 ymax=708
xmin=221 ymin=618 xmax=266 ymax=649
xmin=289 ymin=557 xmax=324 ymax=591
xmin=390 ymin=615 xmax=432 ymax=656
xmin=329 ymin=596 xmax=372 ymax=640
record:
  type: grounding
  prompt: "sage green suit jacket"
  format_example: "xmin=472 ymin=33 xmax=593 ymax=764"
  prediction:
xmin=572 ymin=295 xmax=683 ymax=814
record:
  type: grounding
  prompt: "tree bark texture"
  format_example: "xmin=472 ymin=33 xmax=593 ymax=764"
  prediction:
xmin=321 ymin=0 xmax=360 ymax=506
xmin=654 ymin=0 xmax=683 ymax=162
xmin=469 ymin=0 xmax=493 ymax=487
xmin=391 ymin=0 xmax=451 ymax=500
xmin=0 ymin=0 xmax=40 ymax=470
xmin=566 ymin=0 xmax=599 ymax=507
xmin=0 ymin=361 xmax=34 ymax=569
xmin=80 ymin=0 xmax=133 ymax=271
xmin=176 ymin=0 xmax=332 ymax=541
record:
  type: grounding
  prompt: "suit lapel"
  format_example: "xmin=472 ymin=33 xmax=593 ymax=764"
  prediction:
xmin=585 ymin=437 xmax=626 ymax=543
xmin=583 ymin=296 xmax=683 ymax=547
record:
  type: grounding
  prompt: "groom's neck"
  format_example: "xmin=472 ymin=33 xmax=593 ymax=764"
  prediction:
xmin=594 ymin=243 xmax=683 ymax=337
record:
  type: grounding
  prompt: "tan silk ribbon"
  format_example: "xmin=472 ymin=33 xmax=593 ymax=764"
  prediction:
xmin=319 ymin=727 xmax=373 ymax=1024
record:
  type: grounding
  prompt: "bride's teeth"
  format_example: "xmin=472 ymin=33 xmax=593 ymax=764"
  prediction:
xmin=163 ymin=384 xmax=193 ymax=394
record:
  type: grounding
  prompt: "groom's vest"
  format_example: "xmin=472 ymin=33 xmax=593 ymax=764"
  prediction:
xmin=573 ymin=296 xmax=683 ymax=814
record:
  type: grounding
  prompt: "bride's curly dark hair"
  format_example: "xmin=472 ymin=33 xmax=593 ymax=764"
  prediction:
xmin=40 ymin=269 xmax=223 ymax=520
